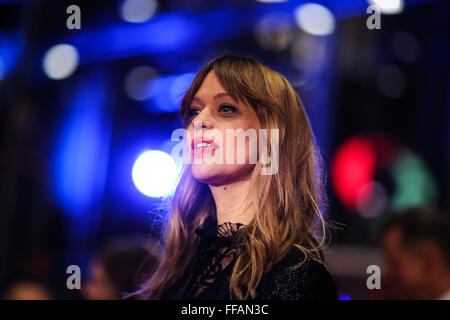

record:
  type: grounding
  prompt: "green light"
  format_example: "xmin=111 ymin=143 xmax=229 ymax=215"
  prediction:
xmin=390 ymin=149 xmax=438 ymax=210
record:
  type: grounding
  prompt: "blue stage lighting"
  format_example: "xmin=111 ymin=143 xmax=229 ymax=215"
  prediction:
xmin=0 ymin=30 xmax=24 ymax=80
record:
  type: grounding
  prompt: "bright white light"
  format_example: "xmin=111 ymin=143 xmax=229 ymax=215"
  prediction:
xmin=294 ymin=3 xmax=335 ymax=36
xmin=368 ymin=0 xmax=404 ymax=15
xmin=43 ymin=44 xmax=79 ymax=80
xmin=132 ymin=150 xmax=179 ymax=198
xmin=120 ymin=0 xmax=158 ymax=23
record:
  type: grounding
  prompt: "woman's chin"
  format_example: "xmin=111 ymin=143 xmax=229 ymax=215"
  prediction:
xmin=191 ymin=163 xmax=255 ymax=186
xmin=191 ymin=165 xmax=221 ymax=183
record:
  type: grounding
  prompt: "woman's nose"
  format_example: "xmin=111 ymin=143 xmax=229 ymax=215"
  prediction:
xmin=193 ymin=107 xmax=214 ymax=129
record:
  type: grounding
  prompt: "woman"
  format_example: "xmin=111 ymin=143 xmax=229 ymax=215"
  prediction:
xmin=141 ymin=55 xmax=337 ymax=300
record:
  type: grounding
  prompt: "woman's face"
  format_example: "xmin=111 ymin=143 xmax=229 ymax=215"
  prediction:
xmin=187 ymin=71 xmax=261 ymax=186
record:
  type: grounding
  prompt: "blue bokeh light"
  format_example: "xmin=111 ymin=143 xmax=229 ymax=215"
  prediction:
xmin=142 ymin=72 xmax=195 ymax=113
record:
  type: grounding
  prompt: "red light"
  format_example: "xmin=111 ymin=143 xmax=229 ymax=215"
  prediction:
xmin=331 ymin=137 xmax=376 ymax=210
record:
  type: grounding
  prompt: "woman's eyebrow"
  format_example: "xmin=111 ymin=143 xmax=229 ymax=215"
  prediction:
xmin=192 ymin=92 xmax=234 ymax=105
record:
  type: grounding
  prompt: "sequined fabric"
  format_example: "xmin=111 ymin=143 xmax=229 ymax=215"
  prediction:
xmin=160 ymin=215 xmax=338 ymax=300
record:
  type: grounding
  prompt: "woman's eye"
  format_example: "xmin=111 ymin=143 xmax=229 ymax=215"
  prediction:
xmin=188 ymin=108 xmax=200 ymax=117
xmin=220 ymin=105 xmax=238 ymax=113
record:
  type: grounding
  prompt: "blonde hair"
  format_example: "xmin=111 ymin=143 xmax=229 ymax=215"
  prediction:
xmin=141 ymin=55 xmax=329 ymax=300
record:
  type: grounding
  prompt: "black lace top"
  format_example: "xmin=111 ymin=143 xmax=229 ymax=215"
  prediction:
xmin=160 ymin=215 xmax=338 ymax=300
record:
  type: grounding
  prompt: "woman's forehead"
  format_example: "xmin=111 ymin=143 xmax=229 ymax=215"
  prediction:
xmin=195 ymin=71 xmax=226 ymax=97
xmin=187 ymin=70 xmax=250 ymax=109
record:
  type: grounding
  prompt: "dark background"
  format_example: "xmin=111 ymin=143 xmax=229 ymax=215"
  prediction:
xmin=0 ymin=0 xmax=449 ymax=299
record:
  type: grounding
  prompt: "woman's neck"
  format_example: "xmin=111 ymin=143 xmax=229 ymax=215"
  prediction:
xmin=208 ymin=177 xmax=256 ymax=226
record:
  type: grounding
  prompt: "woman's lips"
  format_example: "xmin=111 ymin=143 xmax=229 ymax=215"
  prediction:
xmin=193 ymin=146 xmax=215 ymax=158
xmin=191 ymin=137 xmax=218 ymax=158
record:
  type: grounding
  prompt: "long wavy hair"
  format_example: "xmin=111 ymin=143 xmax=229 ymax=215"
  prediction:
xmin=140 ymin=55 xmax=329 ymax=300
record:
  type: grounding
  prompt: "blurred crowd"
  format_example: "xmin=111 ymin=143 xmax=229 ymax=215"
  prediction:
xmin=2 ymin=237 xmax=161 ymax=300
xmin=1 ymin=206 xmax=449 ymax=300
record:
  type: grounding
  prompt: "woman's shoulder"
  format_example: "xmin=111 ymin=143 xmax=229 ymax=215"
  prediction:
xmin=255 ymin=246 xmax=338 ymax=300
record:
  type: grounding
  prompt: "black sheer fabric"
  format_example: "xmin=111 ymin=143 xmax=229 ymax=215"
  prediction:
xmin=160 ymin=215 xmax=338 ymax=300
xmin=161 ymin=214 xmax=244 ymax=299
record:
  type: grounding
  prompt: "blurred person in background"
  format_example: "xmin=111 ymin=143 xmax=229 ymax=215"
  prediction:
xmin=380 ymin=207 xmax=450 ymax=300
xmin=4 ymin=279 xmax=54 ymax=300
xmin=83 ymin=239 xmax=160 ymax=300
